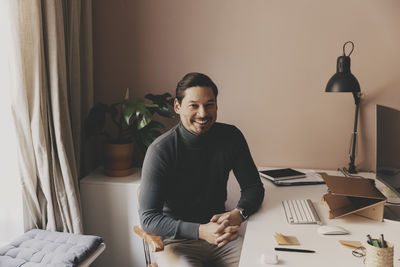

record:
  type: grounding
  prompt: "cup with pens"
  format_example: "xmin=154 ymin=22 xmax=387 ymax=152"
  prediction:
xmin=365 ymin=234 xmax=394 ymax=267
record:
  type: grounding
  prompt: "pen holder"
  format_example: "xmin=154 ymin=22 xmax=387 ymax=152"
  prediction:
xmin=364 ymin=241 xmax=394 ymax=267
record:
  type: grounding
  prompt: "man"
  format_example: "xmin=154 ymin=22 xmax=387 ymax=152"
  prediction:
xmin=139 ymin=72 xmax=264 ymax=267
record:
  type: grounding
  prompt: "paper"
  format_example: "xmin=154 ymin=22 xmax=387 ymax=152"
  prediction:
xmin=274 ymin=233 xmax=300 ymax=245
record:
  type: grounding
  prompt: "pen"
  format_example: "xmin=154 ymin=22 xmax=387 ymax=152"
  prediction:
xmin=367 ymin=234 xmax=373 ymax=245
xmin=380 ymin=234 xmax=387 ymax=248
xmin=275 ymin=247 xmax=315 ymax=253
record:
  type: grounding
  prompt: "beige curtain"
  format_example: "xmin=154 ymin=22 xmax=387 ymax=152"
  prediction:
xmin=8 ymin=0 xmax=93 ymax=233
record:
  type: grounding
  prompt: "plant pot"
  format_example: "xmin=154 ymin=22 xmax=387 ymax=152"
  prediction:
xmin=103 ymin=142 xmax=134 ymax=177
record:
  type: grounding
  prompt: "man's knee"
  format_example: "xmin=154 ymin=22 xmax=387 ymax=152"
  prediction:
xmin=155 ymin=240 xmax=206 ymax=267
xmin=155 ymin=238 xmax=243 ymax=267
xmin=155 ymin=247 xmax=193 ymax=267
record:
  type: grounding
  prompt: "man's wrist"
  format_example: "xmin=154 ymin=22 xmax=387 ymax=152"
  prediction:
xmin=236 ymin=207 xmax=249 ymax=220
xmin=198 ymin=224 xmax=204 ymax=240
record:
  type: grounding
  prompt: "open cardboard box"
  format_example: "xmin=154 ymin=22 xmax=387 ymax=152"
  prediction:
xmin=322 ymin=174 xmax=387 ymax=222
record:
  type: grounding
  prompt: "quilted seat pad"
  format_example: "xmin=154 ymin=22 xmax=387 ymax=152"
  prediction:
xmin=0 ymin=229 xmax=103 ymax=267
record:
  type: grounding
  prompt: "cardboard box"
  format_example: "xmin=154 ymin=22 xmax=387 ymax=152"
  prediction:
xmin=322 ymin=174 xmax=387 ymax=222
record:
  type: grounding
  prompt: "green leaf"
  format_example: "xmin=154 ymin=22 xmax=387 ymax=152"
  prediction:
xmin=134 ymin=99 xmax=153 ymax=129
xmin=143 ymin=120 xmax=165 ymax=130
xmin=145 ymin=93 xmax=172 ymax=103
xmin=122 ymin=100 xmax=135 ymax=125
xmin=156 ymin=106 xmax=174 ymax=118
xmin=137 ymin=109 xmax=152 ymax=129
xmin=145 ymin=103 xmax=159 ymax=108
xmin=145 ymin=93 xmax=174 ymax=118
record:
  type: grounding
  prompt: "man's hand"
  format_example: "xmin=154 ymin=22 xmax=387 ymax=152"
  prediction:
xmin=210 ymin=208 xmax=244 ymax=227
xmin=198 ymin=221 xmax=240 ymax=247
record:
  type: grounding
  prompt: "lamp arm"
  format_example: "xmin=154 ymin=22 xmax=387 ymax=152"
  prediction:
xmin=348 ymin=100 xmax=360 ymax=174
xmin=352 ymin=91 xmax=361 ymax=105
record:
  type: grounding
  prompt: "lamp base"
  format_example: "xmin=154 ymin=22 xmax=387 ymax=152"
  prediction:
xmin=347 ymin=164 xmax=357 ymax=174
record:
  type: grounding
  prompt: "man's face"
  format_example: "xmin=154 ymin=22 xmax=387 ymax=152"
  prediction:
xmin=174 ymin=86 xmax=217 ymax=135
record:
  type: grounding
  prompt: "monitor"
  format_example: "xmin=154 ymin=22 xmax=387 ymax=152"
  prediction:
xmin=376 ymin=104 xmax=400 ymax=221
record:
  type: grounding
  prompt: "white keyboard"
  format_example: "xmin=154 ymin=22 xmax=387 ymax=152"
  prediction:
xmin=282 ymin=199 xmax=321 ymax=224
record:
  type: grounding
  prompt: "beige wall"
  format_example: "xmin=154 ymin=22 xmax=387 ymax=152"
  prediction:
xmin=93 ymin=0 xmax=400 ymax=171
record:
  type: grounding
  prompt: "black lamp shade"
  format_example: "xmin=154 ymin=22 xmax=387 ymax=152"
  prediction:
xmin=326 ymin=56 xmax=360 ymax=93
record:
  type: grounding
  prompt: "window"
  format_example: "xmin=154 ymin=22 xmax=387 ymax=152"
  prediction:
xmin=0 ymin=1 xmax=24 ymax=245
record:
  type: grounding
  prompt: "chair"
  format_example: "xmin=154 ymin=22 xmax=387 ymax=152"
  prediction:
xmin=133 ymin=186 xmax=163 ymax=267
xmin=133 ymin=225 xmax=163 ymax=267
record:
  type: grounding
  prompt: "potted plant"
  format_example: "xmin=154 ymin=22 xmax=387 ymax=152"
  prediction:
xmin=85 ymin=89 xmax=174 ymax=176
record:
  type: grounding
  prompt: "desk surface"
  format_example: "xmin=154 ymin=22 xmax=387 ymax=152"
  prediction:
xmin=239 ymin=169 xmax=400 ymax=267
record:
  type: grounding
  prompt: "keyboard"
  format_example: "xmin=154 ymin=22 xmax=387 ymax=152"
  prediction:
xmin=282 ymin=199 xmax=322 ymax=224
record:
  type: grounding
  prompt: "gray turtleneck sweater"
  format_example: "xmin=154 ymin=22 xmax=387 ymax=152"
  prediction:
xmin=139 ymin=122 xmax=265 ymax=240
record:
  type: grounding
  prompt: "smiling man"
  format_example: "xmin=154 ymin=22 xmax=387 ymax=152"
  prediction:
xmin=139 ymin=72 xmax=265 ymax=267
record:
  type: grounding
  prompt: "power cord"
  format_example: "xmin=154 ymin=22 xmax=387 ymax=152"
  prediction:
xmin=386 ymin=201 xmax=400 ymax=206
xmin=337 ymin=167 xmax=365 ymax=178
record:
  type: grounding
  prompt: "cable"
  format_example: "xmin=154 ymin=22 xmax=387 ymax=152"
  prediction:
xmin=386 ymin=201 xmax=400 ymax=206
xmin=337 ymin=167 xmax=365 ymax=178
xmin=337 ymin=168 xmax=349 ymax=177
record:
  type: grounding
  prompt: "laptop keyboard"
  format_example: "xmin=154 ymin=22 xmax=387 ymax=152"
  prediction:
xmin=282 ymin=199 xmax=321 ymax=224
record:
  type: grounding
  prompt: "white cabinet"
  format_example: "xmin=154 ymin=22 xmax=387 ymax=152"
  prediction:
xmin=80 ymin=168 xmax=145 ymax=267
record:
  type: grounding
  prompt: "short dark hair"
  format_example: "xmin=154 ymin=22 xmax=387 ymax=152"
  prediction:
xmin=175 ymin=72 xmax=218 ymax=103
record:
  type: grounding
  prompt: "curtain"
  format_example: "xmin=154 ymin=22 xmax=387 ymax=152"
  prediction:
xmin=8 ymin=0 xmax=94 ymax=233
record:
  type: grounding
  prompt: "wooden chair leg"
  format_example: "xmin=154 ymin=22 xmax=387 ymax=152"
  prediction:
xmin=143 ymin=239 xmax=152 ymax=265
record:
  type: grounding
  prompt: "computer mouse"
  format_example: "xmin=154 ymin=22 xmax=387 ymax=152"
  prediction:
xmin=260 ymin=252 xmax=279 ymax=265
xmin=317 ymin=225 xmax=349 ymax=235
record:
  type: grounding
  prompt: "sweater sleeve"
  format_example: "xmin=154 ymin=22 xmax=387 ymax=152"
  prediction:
xmin=232 ymin=127 xmax=265 ymax=216
xmin=138 ymin=143 xmax=199 ymax=240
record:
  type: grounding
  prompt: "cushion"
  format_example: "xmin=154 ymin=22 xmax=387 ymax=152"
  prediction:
xmin=0 ymin=229 xmax=103 ymax=267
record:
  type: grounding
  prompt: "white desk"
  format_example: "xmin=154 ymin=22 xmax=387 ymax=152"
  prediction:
xmin=239 ymin=169 xmax=400 ymax=267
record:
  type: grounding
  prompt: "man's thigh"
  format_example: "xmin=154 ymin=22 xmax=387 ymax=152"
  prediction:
xmin=155 ymin=237 xmax=243 ymax=267
xmin=213 ymin=236 xmax=243 ymax=267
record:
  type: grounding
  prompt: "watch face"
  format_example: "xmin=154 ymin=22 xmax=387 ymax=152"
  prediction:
xmin=240 ymin=209 xmax=249 ymax=219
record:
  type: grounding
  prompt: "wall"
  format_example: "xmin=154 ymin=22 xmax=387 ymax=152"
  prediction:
xmin=93 ymin=0 xmax=400 ymax=171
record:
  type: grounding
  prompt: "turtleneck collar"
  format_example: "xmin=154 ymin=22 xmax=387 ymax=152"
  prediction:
xmin=178 ymin=122 xmax=213 ymax=148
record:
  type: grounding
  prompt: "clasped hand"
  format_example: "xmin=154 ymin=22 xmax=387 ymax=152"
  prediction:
xmin=199 ymin=209 xmax=243 ymax=247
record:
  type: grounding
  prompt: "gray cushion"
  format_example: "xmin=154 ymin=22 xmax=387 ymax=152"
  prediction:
xmin=0 ymin=229 xmax=103 ymax=267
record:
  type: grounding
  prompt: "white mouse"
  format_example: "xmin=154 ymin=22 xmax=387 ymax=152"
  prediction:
xmin=260 ymin=253 xmax=279 ymax=265
xmin=317 ymin=225 xmax=349 ymax=235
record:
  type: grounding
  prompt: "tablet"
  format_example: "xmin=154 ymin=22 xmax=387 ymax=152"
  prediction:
xmin=259 ymin=168 xmax=306 ymax=181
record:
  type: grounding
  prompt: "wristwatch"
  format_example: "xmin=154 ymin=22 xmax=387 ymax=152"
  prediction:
xmin=237 ymin=208 xmax=249 ymax=220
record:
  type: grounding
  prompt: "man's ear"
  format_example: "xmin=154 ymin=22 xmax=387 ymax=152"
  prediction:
xmin=174 ymin=98 xmax=181 ymax=114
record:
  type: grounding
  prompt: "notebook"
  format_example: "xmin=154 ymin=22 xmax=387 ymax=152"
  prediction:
xmin=259 ymin=168 xmax=306 ymax=181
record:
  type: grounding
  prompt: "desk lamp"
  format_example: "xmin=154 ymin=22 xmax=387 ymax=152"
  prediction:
xmin=325 ymin=41 xmax=361 ymax=174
